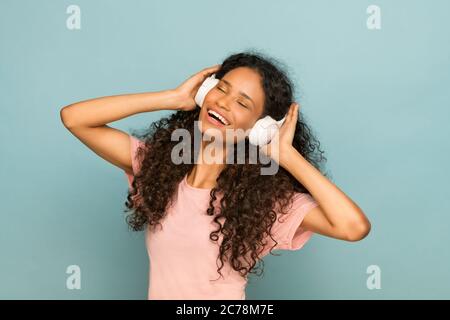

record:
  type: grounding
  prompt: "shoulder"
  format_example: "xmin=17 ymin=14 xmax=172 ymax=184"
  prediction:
xmin=260 ymin=192 xmax=318 ymax=255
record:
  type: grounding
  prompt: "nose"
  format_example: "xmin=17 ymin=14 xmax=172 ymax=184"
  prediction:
xmin=216 ymin=95 xmax=232 ymax=112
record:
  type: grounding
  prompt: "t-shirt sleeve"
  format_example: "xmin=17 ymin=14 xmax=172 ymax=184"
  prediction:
xmin=124 ymin=135 xmax=146 ymax=189
xmin=262 ymin=192 xmax=319 ymax=256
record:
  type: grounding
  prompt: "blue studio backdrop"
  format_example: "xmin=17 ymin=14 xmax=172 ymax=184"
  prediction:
xmin=1 ymin=0 xmax=449 ymax=299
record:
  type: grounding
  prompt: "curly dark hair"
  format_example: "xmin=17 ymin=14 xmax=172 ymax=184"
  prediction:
xmin=124 ymin=50 xmax=329 ymax=282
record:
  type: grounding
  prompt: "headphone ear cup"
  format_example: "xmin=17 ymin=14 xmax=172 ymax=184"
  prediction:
xmin=248 ymin=116 xmax=282 ymax=146
xmin=194 ymin=74 xmax=219 ymax=108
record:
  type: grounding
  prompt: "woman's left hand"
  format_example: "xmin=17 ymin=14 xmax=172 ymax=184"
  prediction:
xmin=260 ymin=102 xmax=299 ymax=165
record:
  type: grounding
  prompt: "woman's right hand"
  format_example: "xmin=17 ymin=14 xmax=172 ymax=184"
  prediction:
xmin=172 ymin=64 xmax=221 ymax=111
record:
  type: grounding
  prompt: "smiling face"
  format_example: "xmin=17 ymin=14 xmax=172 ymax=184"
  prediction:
xmin=199 ymin=67 xmax=266 ymax=144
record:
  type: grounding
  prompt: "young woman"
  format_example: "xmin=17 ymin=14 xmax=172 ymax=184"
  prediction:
xmin=60 ymin=52 xmax=371 ymax=300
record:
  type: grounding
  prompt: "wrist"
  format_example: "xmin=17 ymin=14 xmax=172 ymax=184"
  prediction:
xmin=163 ymin=90 xmax=184 ymax=111
xmin=279 ymin=146 xmax=299 ymax=169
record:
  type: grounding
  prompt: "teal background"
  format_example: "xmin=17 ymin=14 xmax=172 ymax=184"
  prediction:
xmin=1 ymin=0 xmax=449 ymax=299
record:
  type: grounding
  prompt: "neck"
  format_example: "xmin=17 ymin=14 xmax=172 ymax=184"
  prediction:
xmin=187 ymin=139 xmax=228 ymax=189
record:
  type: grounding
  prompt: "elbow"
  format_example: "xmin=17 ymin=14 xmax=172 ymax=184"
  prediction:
xmin=60 ymin=105 xmax=75 ymax=129
xmin=345 ymin=219 xmax=371 ymax=242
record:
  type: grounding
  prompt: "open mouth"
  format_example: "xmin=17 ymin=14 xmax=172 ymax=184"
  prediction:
xmin=206 ymin=109 xmax=230 ymax=126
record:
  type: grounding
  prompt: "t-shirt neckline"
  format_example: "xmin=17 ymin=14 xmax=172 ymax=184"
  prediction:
xmin=182 ymin=174 xmax=213 ymax=192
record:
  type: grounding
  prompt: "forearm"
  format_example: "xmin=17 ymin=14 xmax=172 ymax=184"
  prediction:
xmin=60 ymin=89 xmax=180 ymax=128
xmin=280 ymin=147 xmax=370 ymax=230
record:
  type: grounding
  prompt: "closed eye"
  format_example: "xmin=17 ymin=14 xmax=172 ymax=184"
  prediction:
xmin=216 ymin=86 xmax=248 ymax=109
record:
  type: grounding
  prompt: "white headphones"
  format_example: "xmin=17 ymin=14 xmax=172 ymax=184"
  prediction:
xmin=194 ymin=74 xmax=286 ymax=146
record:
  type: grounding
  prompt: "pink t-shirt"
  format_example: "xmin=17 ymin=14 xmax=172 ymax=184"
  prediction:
xmin=124 ymin=135 xmax=319 ymax=300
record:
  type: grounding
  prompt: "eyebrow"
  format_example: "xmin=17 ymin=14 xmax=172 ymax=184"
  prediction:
xmin=220 ymin=79 xmax=255 ymax=107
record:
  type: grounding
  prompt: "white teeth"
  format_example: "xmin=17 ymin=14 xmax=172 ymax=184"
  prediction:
xmin=208 ymin=110 xmax=229 ymax=125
